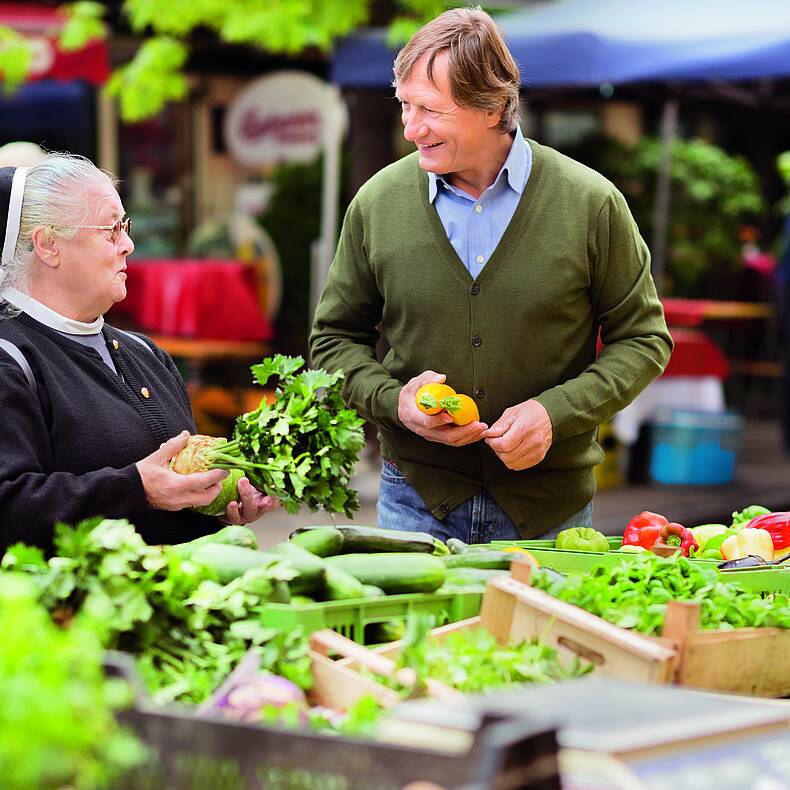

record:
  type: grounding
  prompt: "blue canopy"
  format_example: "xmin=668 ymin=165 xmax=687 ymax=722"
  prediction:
xmin=331 ymin=0 xmax=790 ymax=89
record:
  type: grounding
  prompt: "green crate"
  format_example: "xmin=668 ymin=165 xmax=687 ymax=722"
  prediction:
xmin=490 ymin=540 xmax=721 ymax=575
xmin=259 ymin=590 xmax=482 ymax=644
xmin=490 ymin=540 xmax=790 ymax=595
xmin=718 ymin=567 xmax=790 ymax=595
xmin=492 ymin=536 xmax=623 ymax=551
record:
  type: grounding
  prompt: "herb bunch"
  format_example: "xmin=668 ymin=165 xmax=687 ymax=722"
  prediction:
xmin=2 ymin=518 xmax=312 ymax=704
xmin=0 ymin=573 xmax=145 ymax=789
xmin=206 ymin=354 xmax=366 ymax=517
xmin=532 ymin=553 xmax=790 ymax=635
xmin=390 ymin=614 xmax=590 ymax=695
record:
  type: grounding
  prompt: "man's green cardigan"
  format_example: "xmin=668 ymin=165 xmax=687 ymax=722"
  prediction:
xmin=310 ymin=140 xmax=673 ymax=536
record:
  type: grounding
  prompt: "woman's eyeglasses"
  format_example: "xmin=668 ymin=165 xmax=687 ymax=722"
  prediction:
xmin=63 ymin=215 xmax=132 ymax=244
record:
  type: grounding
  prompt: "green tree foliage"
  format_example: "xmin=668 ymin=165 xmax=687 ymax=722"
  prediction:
xmin=566 ymin=134 xmax=765 ymax=296
xmin=0 ymin=1 xmax=503 ymax=122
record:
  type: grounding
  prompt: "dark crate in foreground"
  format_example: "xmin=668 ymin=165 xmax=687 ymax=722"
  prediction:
xmin=117 ymin=703 xmax=558 ymax=790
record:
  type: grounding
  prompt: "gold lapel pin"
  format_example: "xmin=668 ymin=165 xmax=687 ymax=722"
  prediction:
xmin=141 ymin=387 xmax=150 ymax=399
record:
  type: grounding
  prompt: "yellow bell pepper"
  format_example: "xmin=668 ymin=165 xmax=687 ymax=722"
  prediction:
xmin=720 ymin=528 xmax=774 ymax=562
xmin=502 ymin=547 xmax=540 ymax=567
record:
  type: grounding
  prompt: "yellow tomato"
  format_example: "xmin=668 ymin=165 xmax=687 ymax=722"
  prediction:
xmin=415 ymin=383 xmax=456 ymax=415
xmin=442 ymin=393 xmax=480 ymax=426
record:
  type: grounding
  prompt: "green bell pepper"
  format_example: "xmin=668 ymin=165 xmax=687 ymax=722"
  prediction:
xmin=689 ymin=524 xmax=728 ymax=551
xmin=555 ymin=527 xmax=609 ymax=553
xmin=693 ymin=528 xmax=737 ymax=560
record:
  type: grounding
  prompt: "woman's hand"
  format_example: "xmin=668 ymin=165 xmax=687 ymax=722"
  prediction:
xmin=136 ymin=431 xmax=229 ymax=511
xmin=222 ymin=478 xmax=280 ymax=525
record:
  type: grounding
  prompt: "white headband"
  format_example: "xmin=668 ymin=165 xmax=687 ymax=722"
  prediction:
xmin=1 ymin=167 xmax=28 ymax=267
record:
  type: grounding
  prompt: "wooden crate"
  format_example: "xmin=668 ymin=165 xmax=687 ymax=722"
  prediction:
xmin=481 ymin=566 xmax=678 ymax=685
xmin=485 ymin=563 xmax=790 ymax=697
xmin=309 ymin=628 xmax=464 ymax=705
xmin=198 ymin=647 xmax=401 ymax=717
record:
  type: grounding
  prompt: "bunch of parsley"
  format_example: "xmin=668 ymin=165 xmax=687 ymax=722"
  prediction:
xmin=206 ymin=354 xmax=366 ymax=517
xmin=532 ymin=553 xmax=790 ymax=636
xmin=2 ymin=518 xmax=312 ymax=705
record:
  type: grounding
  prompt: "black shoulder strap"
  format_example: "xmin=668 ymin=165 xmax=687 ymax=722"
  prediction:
xmin=0 ymin=338 xmax=37 ymax=394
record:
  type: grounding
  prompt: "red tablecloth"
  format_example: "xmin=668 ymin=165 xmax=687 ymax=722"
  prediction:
xmin=112 ymin=259 xmax=274 ymax=342
xmin=664 ymin=328 xmax=729 ymax=380
xmin=597 ymin=328 xmax=728 ymax=379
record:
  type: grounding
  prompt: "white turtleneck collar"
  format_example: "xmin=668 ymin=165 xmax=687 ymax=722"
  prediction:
xmin=3 ymin=287 xmax=104 ymax=335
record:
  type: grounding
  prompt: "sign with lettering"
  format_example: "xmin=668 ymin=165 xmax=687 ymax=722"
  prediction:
xmin=225 ymin=71 xmax=346 ymax=167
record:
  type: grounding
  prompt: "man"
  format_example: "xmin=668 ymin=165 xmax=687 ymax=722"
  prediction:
xmin=310 ymin=8 xmax=672 ymax=542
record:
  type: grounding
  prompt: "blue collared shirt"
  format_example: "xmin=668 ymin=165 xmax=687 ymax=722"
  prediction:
xmin=428 ymin=126 xmax=532 ymax=279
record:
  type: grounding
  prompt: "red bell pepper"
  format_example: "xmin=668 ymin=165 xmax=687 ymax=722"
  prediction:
xmin=651 ymin=522 xmax=698 ymax=558
xmin=744 ymin=512 xmax=790 ymax=554
xmin=622 ymin=511 xmax=668 ymax=550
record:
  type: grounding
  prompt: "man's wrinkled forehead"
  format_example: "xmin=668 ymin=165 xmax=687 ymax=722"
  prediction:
xmin=396 ymin=51 xmax=451 ymax=99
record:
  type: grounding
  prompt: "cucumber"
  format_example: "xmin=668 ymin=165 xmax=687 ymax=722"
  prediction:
xmin=325 ymin=553 xmax=446 ymax=594
xmin=170 ymin=525 xmax=258 ymax=560
xmin=332 ymin=525 xmax=447 ymax=555
xmin=322 ymin=564 xmax=367 ymax=600
xmin=289 ymin=526 xmax=344 ymax=557
xmin=190 ymin=544 xmax=280 ymax=584
xmin=442 ymin=551 xmax=514 ymax=570
xmin=269 ymin=542 xmax=326 ymax=594
xmin=361 ymin=584 xmax=386 ymax=598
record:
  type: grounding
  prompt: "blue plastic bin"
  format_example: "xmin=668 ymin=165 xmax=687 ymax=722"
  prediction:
xmin=649 ymin=409 xmax=743 ymax=485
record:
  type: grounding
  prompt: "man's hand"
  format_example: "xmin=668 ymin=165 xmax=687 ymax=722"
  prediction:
xmin=136 ymin=431 xmax=229 ymax=511
xmin=398 ymin=370 xmax=487 ymax=447
xmin=222 ymin=478 xmax=280 ymax=525
xmin=483 ymin=400 xmax=553 ymax=470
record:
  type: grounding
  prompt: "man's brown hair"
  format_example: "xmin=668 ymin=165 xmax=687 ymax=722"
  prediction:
xmin=392 ymin=7 xmax=521 ymax=133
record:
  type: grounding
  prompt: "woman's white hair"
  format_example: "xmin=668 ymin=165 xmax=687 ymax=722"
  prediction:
xmin=1 ymin=153 xmax=118 ymax=302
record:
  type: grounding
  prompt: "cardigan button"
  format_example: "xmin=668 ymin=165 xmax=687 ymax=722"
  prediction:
xmin=474 ymin=387 xmax=486 ymax=399
xmin=439 ymin=503 xmax=449 ymax=514
xmin=470 ymin=283 xmax=480 ymax=295
xmin=471 ymin=335 xmax=482 ymax=348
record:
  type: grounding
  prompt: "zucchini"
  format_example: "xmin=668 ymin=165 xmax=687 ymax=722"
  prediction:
xmin=361 ymin=584 xmax=386 ymax=598
xmin=445 ymin=567 xmax=510 ymax=584
xmin=289 ymin=526 xmax=344 ymax=557
xmin=322 ymin=564 xmax=367 ymax=600
xmin=442 ymin=551 xmax=514 ymax=570
xmin=270 ymin=542 xmax=326 ymax=594
xmin=364 ymin=621 xmax=405 ymax=644
xmin=333 ymin=525 xmax=447 ymax=555
xmin=290 ymin=595 xmax=316 ymax=605
xmin=169 ymin=525 xmax=257 ymax=560
xmin=325 ymin=553 xmax=446 ymax=594
xmin=270 ymin=580 xmax=291 ymax=604
xmin=189 ymin=544 xmax=280 ymax=584
xmin=447 ymin=538 xmax=470 ymax=555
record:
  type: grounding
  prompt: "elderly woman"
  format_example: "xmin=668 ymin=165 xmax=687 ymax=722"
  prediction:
xmin=0 ymin=154 xmax=276 ymax=551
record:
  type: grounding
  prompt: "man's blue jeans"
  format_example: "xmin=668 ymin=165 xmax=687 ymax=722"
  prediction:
xmin=376 ymin=460 xmax=593 ymax=543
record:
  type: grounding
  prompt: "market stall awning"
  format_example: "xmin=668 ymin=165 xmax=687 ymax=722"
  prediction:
xmin=0 ymin=2 xmax=109 ymax=86
xmin=330 ymin=0 xmax=790 ymax=88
